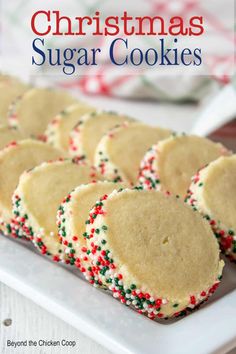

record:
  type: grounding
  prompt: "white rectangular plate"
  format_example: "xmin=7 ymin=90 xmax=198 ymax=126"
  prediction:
xmin=0 ymin=235 xmax=236 ymax=354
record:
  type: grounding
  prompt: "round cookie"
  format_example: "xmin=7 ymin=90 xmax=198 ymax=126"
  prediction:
xmin=12 ymin=160 xmax=100 ymax=261
xmin=8 ymin=88 xmax=77 ymax=138
xmin=45 ymin=103 xmax=95 ymax=152
xmin=85 ymin=188 xmax=223 ymax=319
xmin=0 ymin=126 xmax=25 ymax=150
xmin=94 ymin=122 xmax=172 ymax=185
xmin=0 ymin=139 xmax=63 ymax=237
xmin=57 ymin=181 xmax=125 ymax=268
xmin=0 ymin=76 xmax=28 ymax=126
xmin=186 ymin=155 xmax=236 ymax=262
xmin=69 ymin=111 xmax=134 ymax=162
xmin=139 ymin=134 xmax=231 ymax=197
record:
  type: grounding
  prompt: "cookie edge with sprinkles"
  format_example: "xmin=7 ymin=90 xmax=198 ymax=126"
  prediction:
xmin=84 ymin=188 xmax=224 ymax=319
xmin=139 ymin=134 xmax=231 ymax=196
xmin=11 ymin=158 xmax=98 ymax=262
xmin=186 ymin=158 xmax=236 ymax=262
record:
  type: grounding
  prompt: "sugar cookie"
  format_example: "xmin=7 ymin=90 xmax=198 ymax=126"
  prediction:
xmin=8 ymin=88 xmax=76 ymax=138
xmin=95 ymin=122 xmax=171 ymax=185
xmin=186 ymin=155 xmax=236 ymax=262
xmin=85 ymin=188 xmax=223 ymax=319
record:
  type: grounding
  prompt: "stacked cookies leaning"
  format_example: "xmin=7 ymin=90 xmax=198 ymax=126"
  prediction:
xmin=0 ymin=74 xmax=235 ymax=320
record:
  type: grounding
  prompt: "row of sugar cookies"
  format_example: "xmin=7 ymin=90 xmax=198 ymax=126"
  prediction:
xmin=68 ymin=118 xmax=228 ymax=188
xmin=57 ymin=185 xmax=223 ymax=319
xmin=0 ymin=78 xmax=230 ymax=280
xmin=0 ymin=83 xmax=227 ymax=318
xmin=54 ymin=125 xmax=233 ymax=282
xmin=44 ymin=107 xmax=173 ymax=185
xmin=0 ymin=127 xmax=123 ymax=262
xmin=3 ymin=101 xmax=234 ymax=270
xmin=5 ymin=149 xmax=226 ymax=320
xmin=61 ymin=135 xmax=236 ymax=272
xmin=1 ymin=75 xmax=174 ymax=189
xmin=0 ymin=76 xmax=173 ymax=260
xmin=6 ymin=143 xmax=223 ymax=319
xmin=13 ymin=162 xmax=222 ymax=319
xmin=2 ymin=77 xmax=141 ymax=166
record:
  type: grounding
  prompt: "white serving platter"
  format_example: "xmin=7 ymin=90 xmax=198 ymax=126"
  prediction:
xmin=0 ymin=234 xmax=236 ymax=354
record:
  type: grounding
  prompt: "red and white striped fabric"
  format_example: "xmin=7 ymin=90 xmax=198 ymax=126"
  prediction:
xmin=1 ymin=0 xmax=235 ymax=101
